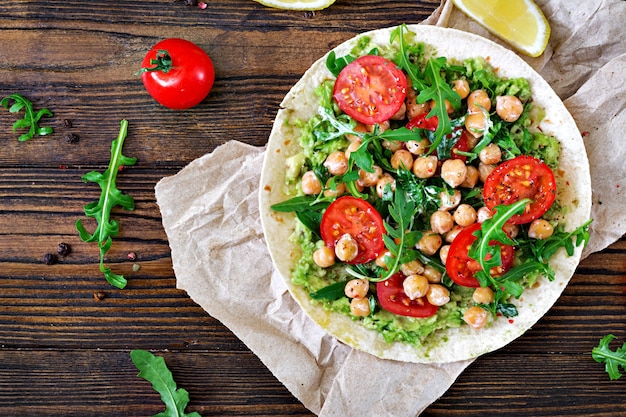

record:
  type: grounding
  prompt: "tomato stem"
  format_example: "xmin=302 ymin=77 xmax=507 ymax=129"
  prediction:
xmin=135 ymin=49 xmax=174 ymax=75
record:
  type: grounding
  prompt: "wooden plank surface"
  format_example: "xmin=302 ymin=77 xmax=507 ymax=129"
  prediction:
xmin=1 ymin=1 xmax=625 ymax=416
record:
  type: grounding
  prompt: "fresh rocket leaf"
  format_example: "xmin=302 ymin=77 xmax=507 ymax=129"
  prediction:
xmin=592 ymin=334 xmax=626 ymax=380
xmin=1 ymin=93 xmax=53 ymax=141
xmin=390 ymin=24 xmax=425 ymax=90
xmin=270 ymin=195 xmax=329 ymax=213
xmin=76 ymin=119 xmax=137 ymax=289
xmin=130 ymin=350 xmax=202 ymax=417
xmin=310 ymin=280 xmax=348 ymax=300
xmin=326 ymin=51 xmax=356 ymax=77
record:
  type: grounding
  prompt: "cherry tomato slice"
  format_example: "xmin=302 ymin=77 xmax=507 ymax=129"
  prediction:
xmin=333 ymin=55 xmax=407 ymax=125
xmin=376 ymin=273 xmax=439 ymax=318
xmin=446 ymin=223 xmax=515 ymax=288
xmin=406 ymin=114 xmax=468 ymax=162
xmin=483 ymin=155 xmax=557 ymax=225
xmin=320 ymin=196 xmax=385 ymax=264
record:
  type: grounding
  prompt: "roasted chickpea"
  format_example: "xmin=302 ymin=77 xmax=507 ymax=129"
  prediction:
xmin=427 ymin=284 xmax=451 ymax=306
xmin=467 ymin=89 xmax=491 ymax=113
xmin=375 ymin=250 xmax=393 ymax=269
xmin=324 ymin=151 xmax=348 ymax=175
xmin=479 ymin=143 xmax=502 ymax=165
xmin=344 ymin=278 xmax=369 ymax=299
xmin=376 ymin=173 xmax=396 ymax=198
xmin=403 ymin=274 xmax=430 ymax=300
xmin=374 ymin=120 xmax=391 ymax=133
xmin=452 ymin=79 xmax=470 ymax=99
xmin=439 ymin=189 xmax=462 ymax=211
xmin=391 ymin=102 xmax=407 ymax=120
xmin=441 ymin=159 xmax=468 ymax=188
xmin=445 ymin=224 xmax=465 ymax=243
xmin=439 ymin=244 xmax=450 ymax=264
xmin=323 ymin=179 xmax=346 ymax=198
xmin=406 ymin=99 xmax=431 ymax=120
xmin=472 ymin=287 xmax=495 ymax=304
xmin=358 ymin=165 xmax=383 ymax=187
xmin=461 ymin=165 xmax=479 ymax=188
xmin=453 ymin=204 xmax=478 ymax=227
xmin=301 ymin=170 xmax=322 ymax=195
xmin=417 ymin=230 xmax=442 ymax=256
xmin=502 ymin=222 xmax=519 ymax=239
xmin=400 ymin=259 xmax=425 ymax=276
xmin=528 ymin=219 xmax=554 ymax=239
xmin=335 ymin=233 xmax=358 ymax=262
xmin=423 ymin=264 xmax=443 ymax=284
xmin=345 ymin=139 xmax=362 ymax=160
xmin=406 ymin=138 xmax=431 ymax=156
xmin=350 ymin=297 xmax=371 ymax=317
xmin=478 ymin=162 xmax=497 ymax=183
xmin=430 ymin=210 xmax=454 ymax=235
xmin=413 ymin=155 xmax=439 ymax=179
xmin=313 ymin=246 xmax=335 ymax=268
xmin=382 ymin=139 xmax=402 ymax=152
xmin=476 ymin=206 xmax=493 ymax=223
xmin=496 ymin=95 xmax=524 ymax=122
xmin=391 ymin=149 xmax=414 ymax=170
xmin=432 ymin=98 xmax=454 ymax=114
xmin=463 ymin=306 xmax=489 ymax=329
xmin=465 ymin=112 xmax=487 ymax=138
xmin=345 ymin=123 xmax=367 ymax=142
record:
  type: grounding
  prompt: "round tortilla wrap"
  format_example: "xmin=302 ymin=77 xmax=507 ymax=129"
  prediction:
xmin=259 ymin=25 xmax=592 ymax=363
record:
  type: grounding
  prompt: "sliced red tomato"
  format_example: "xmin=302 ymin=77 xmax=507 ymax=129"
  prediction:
xmin=406 ymin=114 xmax=468 ymax=162
xmin=333 ymin=55 xmax=407 ymax=125
xmin=446 ymin=223 xmax=515 ymax=288
xmin=376 ymin=273 xmax=439 ymax=318
xmin=320 ymin=196 xmax=385 ymax=264
xmin=483 ymin=155 xmax=557 ymax=225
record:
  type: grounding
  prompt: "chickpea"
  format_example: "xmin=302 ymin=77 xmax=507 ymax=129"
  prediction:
xmin=400 ymin=259 xmax=425 ymax=276
xmin=423 ymin=264 xmax=443 ymax=283
xmin=406 ymin=138 xmax=431 ymax=156
xmin=373 ymin=120 xmax=391 ymax=133
xmin=427 ymin=284 xmax=451 ymax=306
xmin=467 ymin=89 xmax=491 ymax=113
xmin=382 ymin=139 xmax=403 ymax=152
xmin=358 ymin=165 xmax=383 ymax=187
xmin=335 ymin=233 xmax=359 ymax=262
xmin=376 ymin=173 xmax=396 ymax=198
xmin=391 ymin=149 xmax=414 ymax=171
xmin=417 ymin=230 xmax=442 ymax=256
xmin=463 ymin=306 xmax=489 ymax=330
xmin=301 ymin=170 xmax=322 ymax=195
xmin=345 ymin=139 xmax=362 ymax=160
xmin=430 ymin=210 xmax=454 ymax=235
xmin=502 ymin=222 xmax=519 ymax=239
xmin=445 ymin=224 xmax=465 ymax=243
xmin=313 ymin=246 xmax=335 ymax=268
xmin=350 ymin=297 xmax=371 ymax=317
xmin=413 ymin=155 xmax=439 ymax=179
xmin=452 ymin=79 xmax=470 ymax=99
xmin=465 ymin=112 xmax=488 ymax=138
xmin=344 ymin=278 xmax=369 ymax=299
xmin=478 ymin=162 xmax=497 ymax=183
xmin=403 ymin=274 xmax=430 ymax=300
xmin=461 ymin=165 xmax=479 ymax=188
xmin=439 ymin=244 xmax=450 ymax=264
xmin=324 ymin=151 xmax=348 ymax=176
xmin=473 ymin=287 xmax=495 ymax=304
xmin=496 ymin=95 xmax=524 ymax=122
xmin=345 ymin=123 xmax=367 ymax=142
xmin=432 ymin=99 xmax=454 ymax=114
xmin=375 ymin=250 xmax=393 ymax=269
xmin=528 ymin=219 xmax=554 ymax=239
xmin=406 ymin=97 xmax=431 ymax=120
xmin=439 ymin=189 xmax=462 ymax=211
xmin=479 ymin=143 xmax=502 ymax=165
xmin=323 ymin=179 xmax=346 ymax=198
xmin=476 ymin=206 xmax=493 ymax=223
xmin=391 ymin=102 xmax=407 ymax=120
xmin=453 ymin=204 xmax=478 ymax=227
xmin=441 ymin=159 xmax=468 ymax=188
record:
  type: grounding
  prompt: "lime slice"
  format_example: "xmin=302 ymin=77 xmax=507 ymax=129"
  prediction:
xmin=253 ymin=0 xmax=336 ymax=11
xmin=452 ymin=0 xmax=551 ymax=57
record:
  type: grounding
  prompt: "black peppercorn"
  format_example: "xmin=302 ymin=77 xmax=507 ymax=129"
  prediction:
xmin=65 ymin=133 xmax=80 ymax=143
xmin=57 ymin=242 xmax=72 ymax=257
xmin=43 ymin=253 xmax=58 ymax=265
xmin=62 ymin=119 xmax=73 ymax=128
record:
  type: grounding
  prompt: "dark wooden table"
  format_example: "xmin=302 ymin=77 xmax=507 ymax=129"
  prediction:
xmin=1 ymin=1 xmax=624 ymax=416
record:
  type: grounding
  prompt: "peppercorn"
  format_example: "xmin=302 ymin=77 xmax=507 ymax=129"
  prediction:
xmin=43 ymin=253 xmax=58 ymax=265
xmin=62 ymin=119 xmax=73 ymax=128
xmin=65 ymin=133 xmax=79 ymax=143
xmin=57 ymin=242 xmax=72 ymax=257
xmin=93 ymin=291 xmax=106 ymax=301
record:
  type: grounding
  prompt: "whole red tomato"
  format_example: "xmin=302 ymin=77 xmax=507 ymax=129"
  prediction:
xmin=138 ymin=38 xmax=215 ymax=110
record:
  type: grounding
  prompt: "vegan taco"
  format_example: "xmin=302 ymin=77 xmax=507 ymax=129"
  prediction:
xmin=259 ymin=24 xmax=591 ymax=363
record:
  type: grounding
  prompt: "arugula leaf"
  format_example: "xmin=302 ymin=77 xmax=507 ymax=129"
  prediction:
xmin=592 ymin=334 xmax=626 ymax=380
xmin=310 ymin=280 xmax=347 ymax=300
xmin=326 ymin=51 xmax=356 ymax=77
xmin=270 ymin=195 xmax=328 ymax=213
xmin=390 ymin=24 xmax=425 ymax=90
xmin=1 ymin=93 xmax=54 ymax=141
xmin=76 ymin=119 xmax=137 ymax=289
xmin=131 ymin=350 xmax=202 ymax=417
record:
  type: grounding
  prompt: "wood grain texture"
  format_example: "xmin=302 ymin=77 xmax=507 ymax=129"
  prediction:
xmin=1 ymin=1 xmax=624 ymax=416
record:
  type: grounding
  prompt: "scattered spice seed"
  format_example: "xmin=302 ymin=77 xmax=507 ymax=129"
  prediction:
xmin=132 ymin=263 xmax=141 ymax=272
xmin=57 ymin=242 xmax=72 ymax=257
xmin=43 ymin=253 xmax=58 ymax=265
xmin=65 ymin=133 xmax=80 ymax=143
xmin=93 ymin=291 xmax=106 ymax=301
xmin=127 ymin=251 xmax=137 ymax=261
xmin=62 ymin=119 xmax=73 ymax=128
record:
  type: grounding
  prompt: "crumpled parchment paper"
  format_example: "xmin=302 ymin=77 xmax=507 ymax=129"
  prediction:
xmin=155 ymin=1 xmax=626 ymax=415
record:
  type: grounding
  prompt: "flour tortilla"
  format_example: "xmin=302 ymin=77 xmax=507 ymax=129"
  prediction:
xmin=259 ymin=25 xmax=591 ymax=363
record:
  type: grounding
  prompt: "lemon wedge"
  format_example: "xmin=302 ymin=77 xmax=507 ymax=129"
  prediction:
xmin=452 ymin=0 xmax=551 ymax=57
xmin=253 ymin=0 xmax=336 ymax=11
